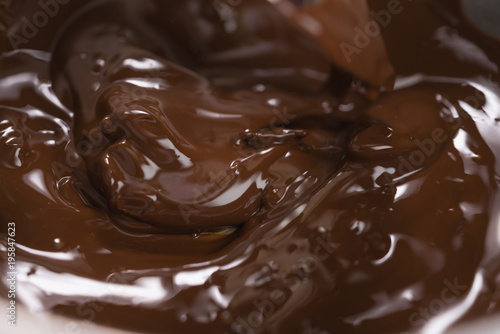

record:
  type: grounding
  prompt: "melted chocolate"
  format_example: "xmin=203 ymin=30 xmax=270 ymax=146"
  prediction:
xmin=1 ymin=0 xmax=500 ymax=333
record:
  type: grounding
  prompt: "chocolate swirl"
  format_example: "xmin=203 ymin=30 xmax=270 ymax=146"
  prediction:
xmin=0 ymin=0 xmax=500 ymax=333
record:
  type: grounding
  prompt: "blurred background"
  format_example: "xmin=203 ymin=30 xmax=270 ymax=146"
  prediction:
xmin=463 ymin=0 xmax=500 ymax=38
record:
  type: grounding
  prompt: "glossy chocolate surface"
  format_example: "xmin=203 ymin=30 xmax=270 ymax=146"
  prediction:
xmin=0 ymin=0 xmax=500 ymax=333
